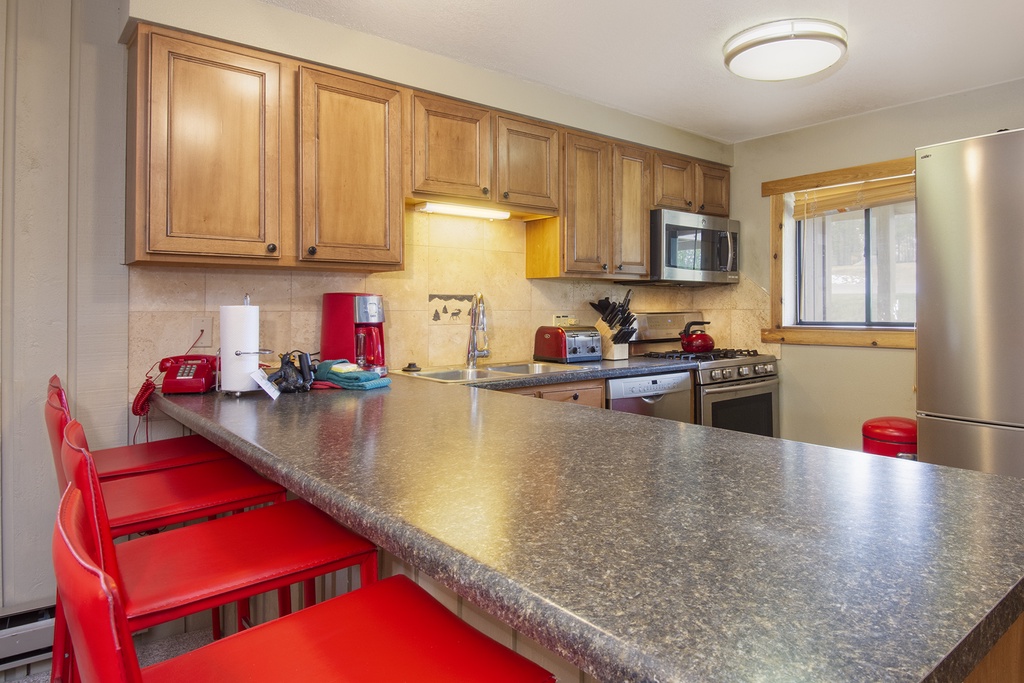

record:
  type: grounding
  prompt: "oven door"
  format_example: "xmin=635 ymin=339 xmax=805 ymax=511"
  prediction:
xmin=698 ymin=377 xmax=779 ymax=437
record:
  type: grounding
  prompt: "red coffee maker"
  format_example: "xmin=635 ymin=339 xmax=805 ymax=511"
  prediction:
xmin=320 ymin=293 xmax=387 ymax=375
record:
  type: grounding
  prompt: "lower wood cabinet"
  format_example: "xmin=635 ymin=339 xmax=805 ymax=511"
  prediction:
xmin=502 ymin=379 xmax=605 ymax=408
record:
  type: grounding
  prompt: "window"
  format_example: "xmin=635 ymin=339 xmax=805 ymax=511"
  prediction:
xmin=762 ymin=158 xmax=916 ymax=349
xmin=796 ymin=200 xmax=916 ymax=325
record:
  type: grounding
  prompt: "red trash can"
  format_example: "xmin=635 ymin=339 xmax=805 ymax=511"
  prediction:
xmin=862 ymin=417 xmax=917 ymax=459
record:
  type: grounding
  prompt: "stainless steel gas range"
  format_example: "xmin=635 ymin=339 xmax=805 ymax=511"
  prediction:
xmin=642 ymin=349 xmax=779 ymax=437
xmin=606 ymin=312 xmax=779 ymax=438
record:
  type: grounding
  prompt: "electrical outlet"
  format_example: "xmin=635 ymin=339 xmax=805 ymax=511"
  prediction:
xmin=552 ymin=314 xmax=578 ymax=327
xmin=191 ymin=316 xmax=213 ymax=348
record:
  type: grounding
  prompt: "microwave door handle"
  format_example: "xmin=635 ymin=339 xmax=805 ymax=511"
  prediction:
xmin=724 ymin=231 xmax=735 ymax=271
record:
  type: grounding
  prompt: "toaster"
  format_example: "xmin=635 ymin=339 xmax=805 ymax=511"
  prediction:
xmin=533 ymin=326 xmax=602 ymax=363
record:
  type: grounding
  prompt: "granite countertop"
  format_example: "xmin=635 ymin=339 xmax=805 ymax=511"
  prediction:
xmin=154 ymin=378 xmax=1024 ymax=683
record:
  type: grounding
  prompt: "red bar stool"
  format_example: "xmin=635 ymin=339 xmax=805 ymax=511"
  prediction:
xmin=54 ymin=487 xmax=554 ymax=683
xmin=45 ymin=384 xmax=287 ymax=536
xmin=48 ymin=375 xmax=229 ymax=479
xmin=55 ymin=420 xmax=381 ymax=682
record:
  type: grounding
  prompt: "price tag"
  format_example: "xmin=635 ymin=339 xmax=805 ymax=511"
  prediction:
xmin=250 ymin=368 xmax=281 ymax=400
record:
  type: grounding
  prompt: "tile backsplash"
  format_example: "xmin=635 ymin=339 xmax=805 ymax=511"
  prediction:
xmin=128 ymin=210 xmax=774 ymax=390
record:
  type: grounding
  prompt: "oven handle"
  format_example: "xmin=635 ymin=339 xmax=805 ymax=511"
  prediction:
xmin=702 ymin=376 xmax=779 ymax=395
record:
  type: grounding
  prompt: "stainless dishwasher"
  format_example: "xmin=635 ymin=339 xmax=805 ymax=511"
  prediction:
xmin=606 ymin=372 xmax=693 ymax=422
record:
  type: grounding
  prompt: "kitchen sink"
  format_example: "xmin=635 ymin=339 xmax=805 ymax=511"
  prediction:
xmin=402 ymin=361 xmax=599 ymax=383
xmin=484 ymin=362 xmax=591 ymax=374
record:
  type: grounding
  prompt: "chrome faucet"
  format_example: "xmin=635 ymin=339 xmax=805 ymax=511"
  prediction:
xmin=466 ymin=292 xmax=490 ymax=368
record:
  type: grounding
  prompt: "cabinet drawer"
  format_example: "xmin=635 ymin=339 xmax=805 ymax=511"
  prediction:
xmin=503 ymin=379 xmax=605 ymax=408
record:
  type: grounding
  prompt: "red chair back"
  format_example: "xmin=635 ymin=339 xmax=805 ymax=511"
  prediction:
xmin=61 ymin=419 xmax=125 ymax=587
xmin=44 ymin=375 xmax=74 ymax=492
xmin=53 ymin=487 xmax=144 ymax=683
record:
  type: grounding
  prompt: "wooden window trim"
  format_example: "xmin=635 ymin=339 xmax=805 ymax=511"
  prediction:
xmin=761 ymin=157 xmax=917 ymax=349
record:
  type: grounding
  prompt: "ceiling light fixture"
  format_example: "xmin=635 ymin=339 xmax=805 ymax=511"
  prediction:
xmin=724 ymin=18 xmax=848 ymax=81
xmin=413 ymin=202 xmax=511 ymax=220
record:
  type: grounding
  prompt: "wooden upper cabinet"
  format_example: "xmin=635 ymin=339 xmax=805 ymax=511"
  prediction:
xmin=612 ymin=144 xmax=651 ymax=277
xmin=299 ymin=67 xmax=402 ymax=265
xmin=696 ymin=163 xmax=730 ymax=216
xmin=652 ymin=151 xmax=696 ymax=212
xmin=563 ymin=132 xmax=612 ymax=275
xmin=653 ymin=151 xmax=731 ymax=217
xmin=140 ymin=31 xmax=282 ymax=259
xmin=412 ymin=94 xmax=492 ymax=199
xmin=495 ymin=115 xmax=559 ymax=211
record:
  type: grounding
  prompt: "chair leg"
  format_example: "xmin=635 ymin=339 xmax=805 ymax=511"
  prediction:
xmin=303 ymin=579 xmax=316 ymax=609
xmin=237 ymin=597 xmax=251 ymax=631
xmin=51 ymin=595 xmax=74 ymax=683
xmin=277 ymin=587 xmax=291 ymax=617
xmin=360 ymin=551 xmax=379 ymax=588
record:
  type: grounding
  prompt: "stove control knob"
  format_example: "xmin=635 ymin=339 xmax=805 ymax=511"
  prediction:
xmin=738 ymin=366 xmax=751 ymax=377
xmin=754 ymin=364 xmax=765 ymax=375
xmin=722 ymin=368 xmax=734 ymax=379
xmin=710 ymin=369 xmax=722 ymax=380
xmin=764 ymin=363 xmax=776 ymax=373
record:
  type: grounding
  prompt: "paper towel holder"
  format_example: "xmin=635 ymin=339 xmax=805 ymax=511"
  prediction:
xmin=234 ymin=349 xmax=273 ymax=356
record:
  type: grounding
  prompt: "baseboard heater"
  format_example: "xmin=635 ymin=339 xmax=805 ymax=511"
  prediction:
xmin=0 ymin=606 xmax=54 ymax=672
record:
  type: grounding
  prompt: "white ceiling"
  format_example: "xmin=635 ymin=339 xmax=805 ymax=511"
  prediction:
xmin=258 ymin=0 xmax=1024 ymax=144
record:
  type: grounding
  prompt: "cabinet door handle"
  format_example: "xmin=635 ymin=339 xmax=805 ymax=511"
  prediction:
xmin=686 ymin=200 xmax=693 ymax=208
xmin=572 ymin=393 xmax=580 ymax=401
xmin=266 ymin=243 xmax=278 ymax=253
xmin=307 ymin=246 xmax=317 ymax=256
xmin=602 ymin=263 xmax=608 ymax=271
xmin=482 ymin=187 xmax=490 ymax=196
xmin=616 ymin=264 xmax=624 ymax=271
xmin=699 ymin=203 xmax=705 ymax=212
xmin=503 ymin=191 xmax=509 ymax=199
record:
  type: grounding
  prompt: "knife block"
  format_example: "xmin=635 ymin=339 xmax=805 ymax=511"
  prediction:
xmin=596 ymin=320 xmax=630 ymax=360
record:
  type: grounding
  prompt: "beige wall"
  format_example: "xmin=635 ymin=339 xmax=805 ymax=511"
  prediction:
xmin=731 ymin=78 xmax=1024 ymax=449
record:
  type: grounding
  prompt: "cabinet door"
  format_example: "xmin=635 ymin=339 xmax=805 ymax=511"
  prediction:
xmin=564 ymin=132 xmax=612 ymax=275
xmin=495 ymin=115 xmax=559 ymax=211
xmin=299 ymin=67 xmax=403 ymax=264
xmin=413 ymin=94 xmax=492 ymax=199
xmin=696 ymin=163 xmax=731 ymax=216
xmin=652 ymin=152 xmax=695 ymax=212
xmin=147 ymin=33 xmax=281 ymax=258
xmin=612 ymin=144 xmax=651 ymax=277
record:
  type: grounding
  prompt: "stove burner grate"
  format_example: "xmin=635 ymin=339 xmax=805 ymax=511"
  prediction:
xmin=644 ymin=349 xmax=759 ymax=361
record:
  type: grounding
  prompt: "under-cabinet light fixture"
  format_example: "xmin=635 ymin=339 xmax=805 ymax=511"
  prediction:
xmin=724 ymin=18 xmax=848 ymax=81
xmin=413 ymin=202 xmax=511 ymax=221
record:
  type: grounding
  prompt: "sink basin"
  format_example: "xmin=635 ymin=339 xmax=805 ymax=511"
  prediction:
xmin=401 ymin=361 xmax=600 ymax=383
xmin=485 ymin=362 xmax=591 ymax=374
xmin=405 ymin=368 xmax=511 ymax=383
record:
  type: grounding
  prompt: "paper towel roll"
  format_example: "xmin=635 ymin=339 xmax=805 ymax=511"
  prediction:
xmin=220 ymin=305 xmax=260 ymax=392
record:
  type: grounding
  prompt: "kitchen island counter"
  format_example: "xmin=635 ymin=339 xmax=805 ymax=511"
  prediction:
xmin=154 ymin=378 xmax=1024 ymax=682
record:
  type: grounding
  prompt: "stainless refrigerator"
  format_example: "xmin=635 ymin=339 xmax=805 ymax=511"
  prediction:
xmin=916 ymin=128 xmax=1024 ymax=476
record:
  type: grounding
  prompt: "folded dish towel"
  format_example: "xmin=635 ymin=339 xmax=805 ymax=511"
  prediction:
xmin=314 ymin=360 xmax=392 ymax=391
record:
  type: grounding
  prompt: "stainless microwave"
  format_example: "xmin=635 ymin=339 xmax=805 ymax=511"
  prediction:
xmin=649 ymin=209 xmax=739 ymax=285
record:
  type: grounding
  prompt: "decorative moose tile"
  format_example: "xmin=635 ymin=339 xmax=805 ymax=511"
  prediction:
xmin=429 ymin=293 xmax=475 ymax=324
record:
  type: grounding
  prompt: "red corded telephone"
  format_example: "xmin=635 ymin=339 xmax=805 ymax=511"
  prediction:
xmin=159 ymin=355 xmax=219 ymax=394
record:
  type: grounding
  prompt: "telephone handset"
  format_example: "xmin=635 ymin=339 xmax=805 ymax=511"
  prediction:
xmin=159 ymin=354 xmax=219 ymax=394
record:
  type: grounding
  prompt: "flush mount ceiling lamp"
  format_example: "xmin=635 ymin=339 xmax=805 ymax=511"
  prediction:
xmin=413 ymin=202 xmax=511 ymax=220
xmin=724 ymin=18 xmax=848 ymax=81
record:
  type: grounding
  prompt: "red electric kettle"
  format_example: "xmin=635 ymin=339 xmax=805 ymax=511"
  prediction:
xmin=680 ymin=321 xmax=715 ymax=353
